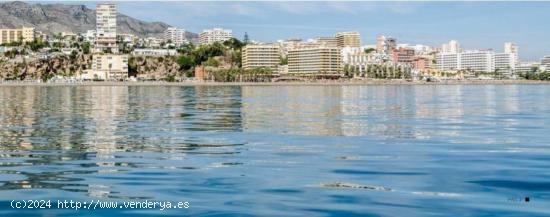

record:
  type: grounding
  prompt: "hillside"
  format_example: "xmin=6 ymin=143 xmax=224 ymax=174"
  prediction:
xmin=0 ymin=1 xmax=198 ymax=40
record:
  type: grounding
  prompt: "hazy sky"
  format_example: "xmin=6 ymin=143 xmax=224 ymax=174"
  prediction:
xmin=77 ymin=1 xmax=549 ymax=61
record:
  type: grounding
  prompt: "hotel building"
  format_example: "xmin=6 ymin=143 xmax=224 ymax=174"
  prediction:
xmin=437 ymin=43 xmax=518 ymax=73
xmin=242 ymin=44 xmax=281 ymax=71
xmin=163 ymin=27 xmax=187 ymax=46
xmin=288 ymin=46 xmax=342 ymax=74
xmin=199 ymin=28 xmax=232 ymax=45
xmin=436 ymin=53 xmax=460 ymax=71
xmin=95 ymin=3 xmax=118 ymax=53
xmin=0 ymin=27 xmax=35 ymax=44
xmin=459 ymin=50 xmax=495 ymax=72
xmin=335 ymin=31 xmax=361 ymax=48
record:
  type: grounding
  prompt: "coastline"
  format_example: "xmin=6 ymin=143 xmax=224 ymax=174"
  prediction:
xmin=1 ymin=79 xmax=550 ymax=87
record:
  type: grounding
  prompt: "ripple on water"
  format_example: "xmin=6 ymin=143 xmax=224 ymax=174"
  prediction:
xmin=320 ymin=182 xmax=393 ymax=191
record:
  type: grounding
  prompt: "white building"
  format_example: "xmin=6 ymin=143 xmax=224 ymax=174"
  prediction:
xmin=83 ymin=30 xmax=96 ymax=43
xmin=436 ymin=53 xmax=460 ymax=71
xmin=459 ymin=50 xmax=495 ymax=72
xmin=341 ymin=46 xmax=379 ymax=73
xmin=138 ymin=37 xmax=163 ymax=48
xmin=441 ymin=40 xmax=461 ymax=53
xmin=118 ymin=34 xmax=136 ymax=44
xmin=95 ymin=3 xmax=118 ymax=53
xmin=437 ymin=50 xmax=494 ymax=73
xmin=397 ymin=44 xmax=435 ymax=55
xmin=132 ymin=48 xmax=177 ymax=56
xmin=505 ymin=42 xmax=518 ymax=54
xmin=199 ymin=28 xmax=232 ymax=45
xmin=515 ymin=62 xmax=540 ymax=74
xmin=494 ymin=53 xmax=516 ymax=74
xmin=541 ymin=56 xmax=550 ymax=69
xmin=437 ymin=42 xmax=520 ymax=74
xmin=163 ymin=27 xmax=187 ymax=46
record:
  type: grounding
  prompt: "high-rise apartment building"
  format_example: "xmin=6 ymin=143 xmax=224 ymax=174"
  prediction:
xmin=199 ymin=28 xmax=232 ymax=45
xmin=504 ymin=42 xmax=518 ymax=54
xmin=288 ymin=46 xmax=342 ymax=74
xmin=164 ymin=27 xmax=187 ymax=46
xmin=242 ymin=44 xmax=281 ymax=71
xmin=95 ymin=3 xmax=118 ymax=53
xmin=88 ymin=3 xmax=128 ymax=80
xmin=0 ymin=27 xmax=35 ymax=44
xmin=441 ymin=40 xmax=461 ymax=53
xmin=335 ymin=31 xmax=360 ymax=48
xmin=376 ymin=36 xmax=396 ymax=54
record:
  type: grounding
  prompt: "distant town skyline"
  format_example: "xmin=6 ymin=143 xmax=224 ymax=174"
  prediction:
xmin=55 ymin=1 xmax=549 ymax=61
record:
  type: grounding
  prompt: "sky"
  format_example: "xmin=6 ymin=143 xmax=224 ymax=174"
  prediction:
xmin=69 ymin=1 xmax=550 ymax=61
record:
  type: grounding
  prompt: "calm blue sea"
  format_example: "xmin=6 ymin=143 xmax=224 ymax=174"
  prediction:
xmin=0 ymin=85 xmax=549 ymax=216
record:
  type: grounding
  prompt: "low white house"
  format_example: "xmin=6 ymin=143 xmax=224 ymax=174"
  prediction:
xmin=132 ymin=48 xmax=177 ymax=56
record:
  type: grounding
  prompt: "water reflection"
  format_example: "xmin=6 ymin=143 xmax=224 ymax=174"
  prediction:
xmin=0 ymin=85 xmax=549 ymax=216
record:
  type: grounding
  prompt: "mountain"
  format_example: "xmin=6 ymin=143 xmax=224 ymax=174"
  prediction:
xmin=0 ymin=1 xmax=198 ymax=40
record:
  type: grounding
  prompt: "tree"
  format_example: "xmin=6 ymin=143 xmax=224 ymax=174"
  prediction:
xmin=279 ymin=56 xmax=288 ymax=65
xmin=82 ymin=42 xmax=91 ymax=54
xmin=243 ymin=32 xmax=250 ymax=45
xmin=223 ymin=38 xmax=244 ymax=50
xmin=27 ymin=38 xmax=49 ymax=52
xmin=364 ymin=48 xmax=376 ymax=54
xmin=203 ymin=57 xmax=220 ymax=67
xmin=177 ymin=55 xmax=195 ymax=70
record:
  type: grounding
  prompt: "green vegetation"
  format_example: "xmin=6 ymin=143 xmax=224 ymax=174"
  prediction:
xmin=26 ymin=39 xmax=49 ymax=52
xmin=520 ymin=71 xmax=550 ymax=80
xmin=279 ymin=56 xmax=288 ymax=65
xmin=82 ymin=42 xmax=91 ymax=54
xmin=364 ymin=48 xmax=376 ymax=54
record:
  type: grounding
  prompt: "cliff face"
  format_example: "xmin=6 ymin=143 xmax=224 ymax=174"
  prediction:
xmin=129 ymin=56 xmax=183 ymax=79
xmin=0 ymin=1 xmax=198 ymax=40
xmin=0 ymin=54 xmax=92 ymax=80
xmin=0 ymin=55 xmax=184 ymax=81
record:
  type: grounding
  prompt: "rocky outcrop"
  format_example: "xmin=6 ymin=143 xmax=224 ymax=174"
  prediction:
xmin=0 ymin=54 xmax=92 ymax=80
xmin=0 ymin=54 xmax=186 ymax=81
xmin=130 ymin=56 xmax=183 ymax=79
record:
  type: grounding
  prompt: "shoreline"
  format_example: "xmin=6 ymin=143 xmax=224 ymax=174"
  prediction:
xmin=1 ymin=80 xmax=550 ymax=87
